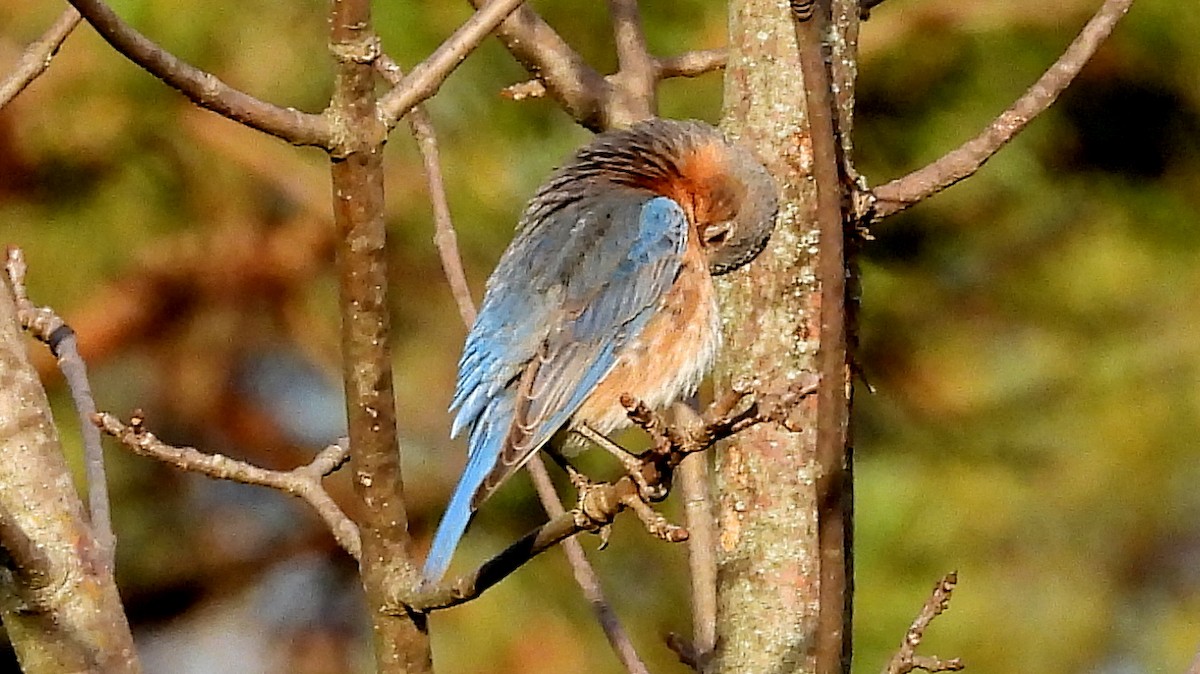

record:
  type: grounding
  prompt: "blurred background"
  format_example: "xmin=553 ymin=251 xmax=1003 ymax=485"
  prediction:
xmin=2 ymin=0 xmax=1199 ymax=672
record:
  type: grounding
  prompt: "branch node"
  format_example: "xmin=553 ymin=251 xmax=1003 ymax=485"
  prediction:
xmin=500 ymin=79 xmax=548 ymax=101
xmin=330 ymin=32 xmax=382 ymax=65
xmin=882 ymin=571 xmax=964 ymax=674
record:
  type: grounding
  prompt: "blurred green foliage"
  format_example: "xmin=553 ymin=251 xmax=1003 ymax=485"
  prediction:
xmin=2 ymin=0 xmax=1199 ymax=672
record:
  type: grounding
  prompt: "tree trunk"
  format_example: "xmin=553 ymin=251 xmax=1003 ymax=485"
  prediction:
xmin=714 ymin=1 xmax=858 ymax=672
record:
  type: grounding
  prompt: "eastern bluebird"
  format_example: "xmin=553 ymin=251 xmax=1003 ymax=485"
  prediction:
xmin=423 ymin=119 xmax=778 ymax=583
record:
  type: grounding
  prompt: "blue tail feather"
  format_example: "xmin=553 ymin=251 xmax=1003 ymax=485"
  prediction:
xmin=423 ymin=396 xmax=512 ymax=584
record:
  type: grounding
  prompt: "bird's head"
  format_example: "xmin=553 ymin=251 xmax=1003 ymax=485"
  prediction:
xmin=532 ymin=119 xmax=778 ymax=275
xmin=604 ymin=119 xmax=779 ymax=276
xmin=683 ymin=136 xmax=779 ymax=276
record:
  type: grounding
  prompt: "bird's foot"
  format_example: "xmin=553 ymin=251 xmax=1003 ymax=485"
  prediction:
xmin=570 ymin=469 xmax=618 ymax=537
xmin=574 ymin=422 xmax=668 ymax=503
xmin=620 ymin=488 xmax=688 ymax=543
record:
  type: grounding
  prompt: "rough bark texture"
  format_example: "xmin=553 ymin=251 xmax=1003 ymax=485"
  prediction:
xmin=0 ymin=277 xmax=139 ymax=674
xmin=714 ymin=1 xmax=858 ymax=672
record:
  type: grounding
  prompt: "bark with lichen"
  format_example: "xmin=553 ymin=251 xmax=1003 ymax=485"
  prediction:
xmin=714 ymin=1 xmax=859 ymax=673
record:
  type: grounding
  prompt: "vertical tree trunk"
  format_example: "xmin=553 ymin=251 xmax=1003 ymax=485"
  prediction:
xmin=715 ymin=1 xmax=858 ymax=673
xmin=328 ymin=1 xmax=431 ymax=671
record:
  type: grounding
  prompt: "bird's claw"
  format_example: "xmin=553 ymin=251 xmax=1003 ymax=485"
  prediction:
xmin=620 ymin=490 xmax=688 ymax=543
xmin=571 ymin=472 xmax=618 ymax=533
xmin=595 ymin=524 xmax=613 ymax=550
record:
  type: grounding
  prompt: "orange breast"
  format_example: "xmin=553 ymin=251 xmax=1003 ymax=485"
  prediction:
xmin=572 ymin=236 xmax=719 ymax=434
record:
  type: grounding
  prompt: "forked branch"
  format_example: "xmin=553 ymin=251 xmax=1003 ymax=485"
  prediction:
xmin=93 ymin=412 xmax=361 ymax=560
xmin=882 ymin=572 xmax=964 ymax=674
xmin=377 ymin=0 xmax=528 ymax=130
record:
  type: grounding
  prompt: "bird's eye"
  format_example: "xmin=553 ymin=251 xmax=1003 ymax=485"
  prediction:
xmin=703 ymin=222 xmax=731 ymax=246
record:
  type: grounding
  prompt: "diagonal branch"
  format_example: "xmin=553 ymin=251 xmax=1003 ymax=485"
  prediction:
xmin=465 ymin=0 xmax=611 ymax=130
xmin=869 ymin=0 xmax=1135 ymax=221
xmin=377 ymin=0 xmax=528 ymax=130
xmin=64 ymin=0 xmax=330 ymax=147
xmin=93 ymin=412 xmax=361 ymax=561
xmin=0 ymin=7 xmax=81 ymax=109
xmin=527 ymin=457 xmax=652 ymax=674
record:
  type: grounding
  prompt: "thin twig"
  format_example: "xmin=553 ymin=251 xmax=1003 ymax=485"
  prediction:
xmin=4 ymin=247 xmax=114 ymax=569
xmin=377 ymin=0 xmax=528 ymax=129
xmin=528 ymin=457 xmax=651 ymax=674
xmin=500 ymin=48 xmax=724 ymax=108
xmin=869 ymin=0 xmax=1135 ymax=221
xmin=0 ymin=8 xmax=81 ymax=109
xmin=63 ymin=0 xmax=329 ymax=147
xmin=882 ymin=572 xmax=964 ymax=674
xmin=464 ymin=0 xmax=611 ymax=131
xmin=673 ymin=406 xmax=717 ymax=661
xmin=656 ymin=49 xmax=726 ymax=79
xmin=377 ymin=56 xmax=477 ymax=327
xmin=93 ymin=412 xmax=361 ymax=561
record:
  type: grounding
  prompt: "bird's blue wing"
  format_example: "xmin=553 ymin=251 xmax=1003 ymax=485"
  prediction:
xmin=422 ymin=194 xmax=687 ymax=583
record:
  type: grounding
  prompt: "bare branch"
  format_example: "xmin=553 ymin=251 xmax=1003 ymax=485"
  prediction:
xmin=672 ymin=405 xmax=717 ymax=661
xmin=377 ymin=56 xmax=477 ymax=327
xmin=499 ymin=49 xmax=725 ymax=111
xmin=5 ymin=247 xmax=113 ymax=569
xmin=0 ymin=8 xmax=81 ymax=109
xmin=882 ymin=572 xmax=964 ymax=674
xmin=656 ymin=49 xmax=726 ymax=79
xmin=378 ymin=0 xmax=528 ymax=129
xmin=93 ymin=412 xmax=361 ymax=561
xmin=64 ymin=0 xmax=330 ymax=147
xmin=605 ymin=0 xmax=657 ymax=124
xmin=397 ymin=507 xmax=582 ymax=611
xmin=465 ymin=0 xmax=611 ymax=131
xmin=328 ymin=1 xmax=432 ymax=667
xmin=869 ymin=0 xmax=1135 ymax=220
xmin=528 ymin=457 xmax=652 ymax=674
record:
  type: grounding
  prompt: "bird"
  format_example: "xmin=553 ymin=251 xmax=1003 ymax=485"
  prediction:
xmin=422 ymin=118 xmax=778 ymax=584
